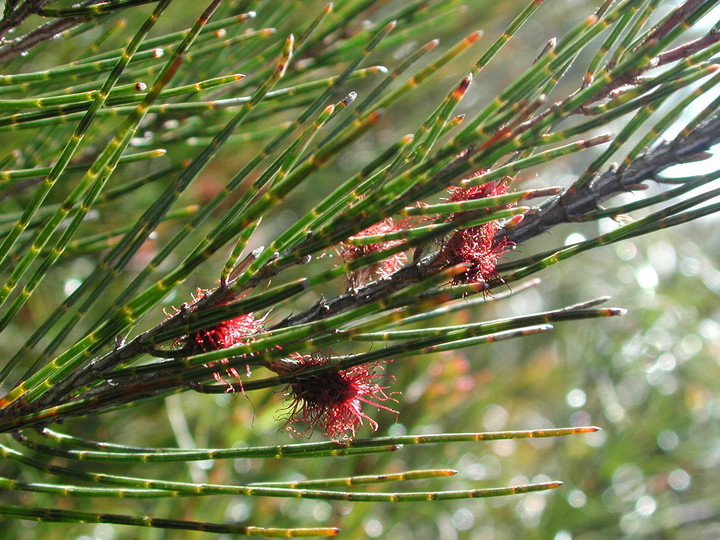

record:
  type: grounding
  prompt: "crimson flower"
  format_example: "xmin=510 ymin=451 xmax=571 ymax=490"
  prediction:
xmin=174 ymin=288 xmax=264 ymax=387
xmin=339 ymin=217 xmax=408 ymax=288
xmin=271 ymin=353 xmax=398 ymax=440
xmin=191 ymin=312 xmax=263 ymax=353
xmin=440 ymin=179 xmax=514 ymax=285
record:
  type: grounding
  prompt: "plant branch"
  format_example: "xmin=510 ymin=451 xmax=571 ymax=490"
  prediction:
xmin=502 ymin=114 xmax=720 ymax=245
xmin=656 ymin=28 xmax=720 ymax=67
xmin=0 ymin=0 xmax=47 ymax=41
xmin=0 ymin=0 xmax=111 ymax=62
xmin=39 ymin=113 xmax=720 ymax=412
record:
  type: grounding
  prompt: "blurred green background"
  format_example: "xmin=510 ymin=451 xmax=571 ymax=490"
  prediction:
xmin=2 ymin=1 xmax=720 ymax=538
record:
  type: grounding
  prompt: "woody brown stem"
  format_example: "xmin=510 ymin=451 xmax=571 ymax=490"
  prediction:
xmin=502 ymin=114 xmax=720 ymax=245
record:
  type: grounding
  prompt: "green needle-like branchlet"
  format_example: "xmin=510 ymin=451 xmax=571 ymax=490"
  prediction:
xmin=0 ymin=504 xmax=340 ymax=537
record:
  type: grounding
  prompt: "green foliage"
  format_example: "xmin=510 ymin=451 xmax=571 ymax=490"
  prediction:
xmin=0 ymin=0 xmax=719 ymax=537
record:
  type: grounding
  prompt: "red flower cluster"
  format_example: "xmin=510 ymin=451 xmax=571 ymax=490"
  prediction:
xmin=440 ymin=180 xmax=514 ymax=285
xmin=334 ymin=173 xmax=516 ymax=292
xmin=338 ymin=217 xmax=408 ymax=288
xmin=272 ymin=353 xmax=398 ymax=440
xmin=175 ymin=288 xmax=264 ymax=387
xmin=191 ymin=312 xmax=263 ymax=353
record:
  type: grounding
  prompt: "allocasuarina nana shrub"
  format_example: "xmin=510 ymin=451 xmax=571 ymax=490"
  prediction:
xmin=0 ymin=0 xmax=719 ymax=537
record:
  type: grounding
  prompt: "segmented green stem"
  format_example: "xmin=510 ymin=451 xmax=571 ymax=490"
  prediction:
xmin=0 ymin=504 xmax=338 ymax=537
